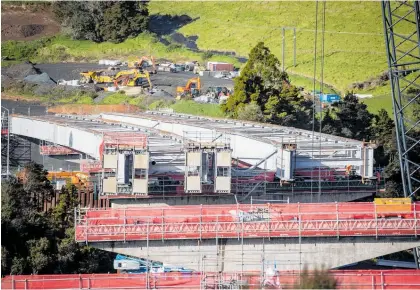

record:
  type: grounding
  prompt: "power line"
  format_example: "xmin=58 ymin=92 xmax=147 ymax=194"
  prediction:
xmin=311 ymin=1 xmax=319 ymax=202
xmin=318 ymin=0 xmax=327 ymax=202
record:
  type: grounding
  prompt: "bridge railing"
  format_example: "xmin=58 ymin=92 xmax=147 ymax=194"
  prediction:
xmin=2 ymin=270 xmax=420 ymax=290
xmin=75 ymin=202 xmax=420 ymax=243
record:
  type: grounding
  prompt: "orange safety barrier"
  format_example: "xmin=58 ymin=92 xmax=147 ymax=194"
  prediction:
xmin=2 ymin=270 xmax=420 ymax=289
xmin=75 ymin=202 xmax=420 ymax=242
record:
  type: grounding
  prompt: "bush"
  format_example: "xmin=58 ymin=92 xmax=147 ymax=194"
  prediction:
xmin=237 ymin=102 xmax=264 ymax=122
xmin=1 ymin=38 xmax=51 ymax=61
xmin=201 ymin=50 xmax=214 ymax=62
xmin=148 ymin=99 xmax=175 ymax=110
xmin=294 ymin=266 xmax=337 ymax=289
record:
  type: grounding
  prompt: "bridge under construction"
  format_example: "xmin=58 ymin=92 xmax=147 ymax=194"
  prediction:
xmin=7 ymin=111 xmax=379 ymax=205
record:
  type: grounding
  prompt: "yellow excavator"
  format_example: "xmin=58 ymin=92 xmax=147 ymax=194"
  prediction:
xmin=80 ymin=70 xmax=115 ymax=84
xmin=112 ymin=70 xmax=152 ymax=89
xmin=128 ymin=55 xmax=157 ymax=74
xmin=176 ymin=77 xmax=201 ymax=100
xmin=80 ymin=69 xmax=152 ymax=87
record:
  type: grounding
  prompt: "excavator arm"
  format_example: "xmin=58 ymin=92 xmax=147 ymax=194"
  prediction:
xmin=129 ymin=56 xmax=157 ymax=74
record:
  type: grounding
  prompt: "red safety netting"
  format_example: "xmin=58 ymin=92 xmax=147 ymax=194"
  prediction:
xmin=75 ymin=202 xmax=420 ymax=242
xmin=40 ymin=145 xmax=78 ymax=156
xmin=2 ymin=270 xmax=420 ymax=289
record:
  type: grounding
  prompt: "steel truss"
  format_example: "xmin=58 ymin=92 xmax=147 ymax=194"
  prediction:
xmin=76 ymin=218 xmax=419 ymax=243
xmin=382 ymin=0 xmax=420 ymax=197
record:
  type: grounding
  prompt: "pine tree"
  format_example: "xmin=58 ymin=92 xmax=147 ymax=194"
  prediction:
xmin=221 ymin=42 xmax=314 ymax=130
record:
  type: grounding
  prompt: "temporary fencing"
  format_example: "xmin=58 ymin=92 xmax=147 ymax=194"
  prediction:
xmin=2 ymin=270 xmax=420 ymax=289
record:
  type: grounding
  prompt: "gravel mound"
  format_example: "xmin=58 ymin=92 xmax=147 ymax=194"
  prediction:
xmin=24 ymin=72 xmax=56 ymax=85
xmin=6 ymin=63 xmax=41 ymax=79
xmin=5 ymin=63 xmax=41 ymax=79
xmin=20 ymin=24 xmax=45 ymax=37
xmin=148 ymin=89 xmax=174 ymax=99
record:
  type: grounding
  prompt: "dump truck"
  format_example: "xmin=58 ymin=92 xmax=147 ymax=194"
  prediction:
xmin=176 ymin=77 xmax=201 ymax=100
xmin=128 ymin=56 xmax=157 ymax=74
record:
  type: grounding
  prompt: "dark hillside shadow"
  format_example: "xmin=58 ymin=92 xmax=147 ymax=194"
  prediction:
xmin=149 ymin=14 xmax=248 ymax=63
xmin=149 ymin=14 xmax=199 ymax=36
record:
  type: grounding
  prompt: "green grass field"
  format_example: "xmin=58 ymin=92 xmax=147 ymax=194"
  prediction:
xmin=148 ymin=1 xmax=413 ymax=93
xmin=3 ymin=1 xmax=413 ymax=114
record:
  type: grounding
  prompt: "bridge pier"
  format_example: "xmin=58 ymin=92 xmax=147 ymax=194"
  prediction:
xmin=91 ymin=237 xmax=420 ymax=272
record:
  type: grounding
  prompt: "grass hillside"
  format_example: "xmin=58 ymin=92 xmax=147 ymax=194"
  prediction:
xmin=149 ymin=1 xmax=402 ymax=92
xmin=2 ymin=1 xmax=413 ymax=114
xmin=148 ymin=1 xmax=415 ymax=114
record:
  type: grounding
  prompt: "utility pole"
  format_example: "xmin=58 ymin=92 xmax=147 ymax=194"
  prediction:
xmin=281 ymin=27 xmax=298 ymax=71
xmin=282 ymin=27 xmax=286 ymax=71
xmin=1 ymin=106 xmax=10 ymax=178
xmin=293 ymin=28 xmax=297 ymax=66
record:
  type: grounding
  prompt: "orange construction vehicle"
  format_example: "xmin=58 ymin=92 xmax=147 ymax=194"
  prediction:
xmin=128 ymin=56 xmax=157 ymax=74
xmin=176 ymin=77 xmax=201 ymax=100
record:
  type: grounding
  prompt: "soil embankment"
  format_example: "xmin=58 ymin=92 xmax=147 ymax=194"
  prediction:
xmin=1 ymin=5 xmax=60 ymax=42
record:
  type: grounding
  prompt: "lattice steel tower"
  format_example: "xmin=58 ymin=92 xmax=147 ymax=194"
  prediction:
xmin=382 ymin=1 xmax=420 ymax=197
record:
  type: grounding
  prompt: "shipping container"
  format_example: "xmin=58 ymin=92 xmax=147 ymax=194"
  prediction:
xmin=320 ymin=94 xmax=341 ymax=103
xmin=206 ymin=62 xmax=234 ymax=72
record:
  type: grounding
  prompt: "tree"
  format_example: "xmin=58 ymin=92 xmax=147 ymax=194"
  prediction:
xmin=371 ymin=109 xmax=395 ymax=167
xmin=221 ymin=42 xmax=314 ymax=130
xmin=101 ymin=1 xmax=149 ymax=43
xmin=52 ymin=1 xmax=149 ymax=43
xmin=237 ymin=102 xmax=264 ymax=122
xmin=321 ymin=108 xmax=339 ymax=136
xmin=27 ymin=238 xmax=52 ymax=274
xmin=328 ymin=93 xmax=373 ymax=140
xmin=19 ymin=162 xmax=54 ymax=210
xmin=52 ymin=184 xmax=79 ymax=232
xmin=1 ymin=163 xmax=115 ymax=276
xmin=294 ymin=266 xmax=337 ymax=289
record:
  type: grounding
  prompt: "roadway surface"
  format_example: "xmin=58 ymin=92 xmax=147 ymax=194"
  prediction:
xmin=2 ymin=270 xmax=420 ymax=289
xmin=75 ymin=202 xmax=420 ymax=242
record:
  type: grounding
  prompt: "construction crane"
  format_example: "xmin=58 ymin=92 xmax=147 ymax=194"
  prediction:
xmin=176 ymin=77 xmax=201 ymax=100
xmin=128 ymin=56 xmax=157 ymax=74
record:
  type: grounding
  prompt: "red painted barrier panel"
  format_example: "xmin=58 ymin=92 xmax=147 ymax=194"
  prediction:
xmin=40 ymin=145 xmax=78 ymax=155
xmin=2 ymin=270 xmax=420 ymax=289
xmin=80 ymin=160 xmax=103 ymax=173
xmin=75 ymin=202 xmax=420 ymax=242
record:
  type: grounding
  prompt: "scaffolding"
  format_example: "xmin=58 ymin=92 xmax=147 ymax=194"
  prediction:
xmin=75 ymin=202 xmax=419 ymax=243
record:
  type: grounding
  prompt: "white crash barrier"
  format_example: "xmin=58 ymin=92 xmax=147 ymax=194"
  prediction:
xmin=99 ymin=59 xmax=122 ymax=66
